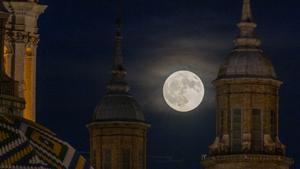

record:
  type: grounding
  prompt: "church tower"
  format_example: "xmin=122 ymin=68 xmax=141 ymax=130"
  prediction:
xmin=0 ymin=3 xmax=25 ymax=117
xmin=2 ymin=0 xmax=47 ymax=121
xmin=87 ymin=1 xmax=150 ymax=169
xmin=201 ymin=0 xmax=293 ymax=169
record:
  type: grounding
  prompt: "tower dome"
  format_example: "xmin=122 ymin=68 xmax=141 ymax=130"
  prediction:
xmin=93 ymin=94 xmax=145 ymax=121
xmin=218 ymin=50 xmax=277 ymax=79
xmin=217 ymin=0 xmax=277 ymax=80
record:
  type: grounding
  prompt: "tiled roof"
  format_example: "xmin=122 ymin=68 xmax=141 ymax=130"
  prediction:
xmin=0 ymin=115 xmax=93 ymax=169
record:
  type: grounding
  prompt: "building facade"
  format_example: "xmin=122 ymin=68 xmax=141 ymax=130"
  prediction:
xmin=2 ymin=0 xmax=47 ymax=121
xmin=201 ymin=0 xmax=293 ymax=169
xmin=87 ymin=4 xmax=150 ymax=169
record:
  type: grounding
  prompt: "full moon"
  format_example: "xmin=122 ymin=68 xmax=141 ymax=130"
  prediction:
xmin=163 ymin=71 xmax=205 ymax=112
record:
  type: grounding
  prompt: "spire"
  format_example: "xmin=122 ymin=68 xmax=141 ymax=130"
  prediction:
xmin=113 ymin=0 xmax=124 ymax=72
xmin=234 ymin=0 xmax=261 ymax=50
xmin=241 ymin=0 xmax=253 ymax=22
xmin=107 ymin=0 xmax=129 ymax=94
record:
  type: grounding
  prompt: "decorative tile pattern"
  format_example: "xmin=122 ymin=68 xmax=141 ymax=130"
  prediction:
xmin=0 ymin=115 xmax=93 ymax=169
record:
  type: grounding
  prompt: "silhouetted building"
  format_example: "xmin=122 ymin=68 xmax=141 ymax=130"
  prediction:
xmin=201 ymin=0 xmax=294 ymax=169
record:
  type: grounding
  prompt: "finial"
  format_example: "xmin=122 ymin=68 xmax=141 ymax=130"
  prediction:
xmin=107 ymin=0 xmax=129 ymax=93
xmin=113 ymin=0 xmax=124 ymax=68
xmin=241 ymin=0 xmax=253 ymax=22
xmin=234 ymin=0 xmax=261 ymax=49
xmin=238 ymin=0 xmax=256 ymax=36
xmin=113 ymin=5 xmax=124 ymax=72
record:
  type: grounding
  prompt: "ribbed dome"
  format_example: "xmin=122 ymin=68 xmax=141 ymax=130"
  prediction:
xmin=93 ymin=94 xmax=145 ymax=122
xmin=218 ymin=50 xmax=277 ymax=79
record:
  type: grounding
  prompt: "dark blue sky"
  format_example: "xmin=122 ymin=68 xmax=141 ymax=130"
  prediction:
xmin=36 ymin=0 xmax=300 ymax=169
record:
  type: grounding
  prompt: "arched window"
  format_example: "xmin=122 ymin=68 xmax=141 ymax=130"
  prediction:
xmin=92 ymin=150 xmax=96 ymax=167
xmin=271 ymin=110 xmax=277 ymax=139
xmin=122 ymin=149 xmax=130 ymax=169
xmin=102 ymin=149 xmax=111 ymax=169
xmin=252 ymin=109 xmax=263 ymax=152
xmin=231 ymin=109 xmax=242 ymax=153
xmin=139 ymin=150 xmax=144 ymax=169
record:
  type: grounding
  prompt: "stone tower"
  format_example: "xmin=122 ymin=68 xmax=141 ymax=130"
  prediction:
xmin=2 ymin=0 xmax=47 ymax=121
xmin=0 ymin=3 xmax=25 ymax=117
xmin=201 ymin=0 xmax=293 ymax=168
xmin=87 ymin=1 xmax=150 ymax=169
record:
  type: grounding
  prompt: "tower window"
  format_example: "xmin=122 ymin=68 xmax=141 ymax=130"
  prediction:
xmin=102 ymin=149 xmax=111 ymax=169
xmin=271 ymin=110 xmax=277 ymax=139
xmin=92 ymin=150 xmax=96 ymax=167
xmin=252 ymin=109 xmax=263 ymax=153
xmin=231 ymin=109 xmax=242 ymax=153
xmin=122 ymin=149 xmax=130 ymax=169
xmin=220 ymin=111 xmax=224 ymax=137
xmin=139 ymin=150 xmax=145 ymax=169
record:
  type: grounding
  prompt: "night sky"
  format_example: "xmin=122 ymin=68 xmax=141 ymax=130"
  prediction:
xmin=36 ymin=0 xmax=300 ymax=169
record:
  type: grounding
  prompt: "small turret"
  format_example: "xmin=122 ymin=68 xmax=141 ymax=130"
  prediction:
xmin=87 ymin=1 xmax=150 ymax=169
xmin=201 ymin=1 xmax=294 ymax=169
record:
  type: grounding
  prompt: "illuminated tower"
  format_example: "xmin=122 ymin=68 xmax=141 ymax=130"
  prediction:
xmin=0 ymin=3 xmax=25 ymax=117
xmin=201 ymin=0 xmax=293 ymax=168
xmin=2 ymin=0 xmax=47 ymax=121
xmin=87 ymin=1 xmax=150 ymax=169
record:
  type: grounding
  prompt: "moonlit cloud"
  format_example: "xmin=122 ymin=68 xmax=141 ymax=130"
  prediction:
xmin=126 ymin=34 xmax=232 ymax=113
